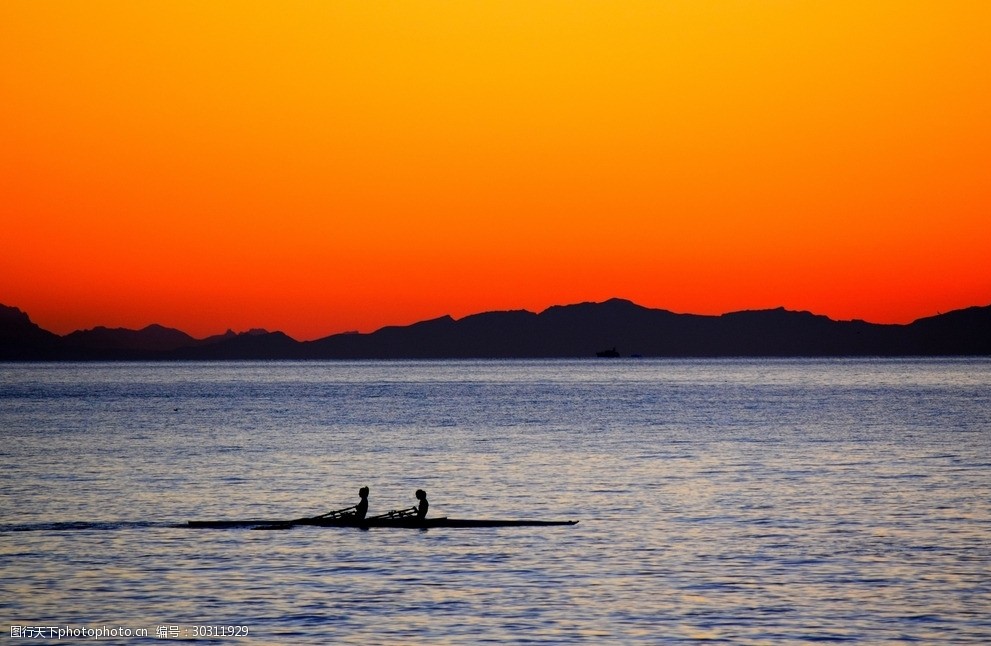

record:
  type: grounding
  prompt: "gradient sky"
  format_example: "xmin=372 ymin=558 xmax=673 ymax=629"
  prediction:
xmin=3 ymin=1 xmax=990 ymax=340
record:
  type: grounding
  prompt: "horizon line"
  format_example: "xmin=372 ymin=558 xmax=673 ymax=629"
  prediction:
xmin=6 ymin=297 xmax=989 ymax=343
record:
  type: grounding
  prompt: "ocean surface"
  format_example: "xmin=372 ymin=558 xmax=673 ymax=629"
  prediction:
xmin=1 ymin=359 xmax=989 ymax=644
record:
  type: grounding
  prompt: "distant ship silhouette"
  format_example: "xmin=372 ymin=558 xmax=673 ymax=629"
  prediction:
xmin=596 ymin=347 xmax=620 ymax=358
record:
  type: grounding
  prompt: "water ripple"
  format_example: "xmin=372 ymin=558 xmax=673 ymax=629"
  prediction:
xmin=1 ymin=359 xmax=989 ymax=644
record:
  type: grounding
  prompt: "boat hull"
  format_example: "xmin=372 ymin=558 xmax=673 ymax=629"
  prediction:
xmin=186 ymin=517 xmax=578 ymax=530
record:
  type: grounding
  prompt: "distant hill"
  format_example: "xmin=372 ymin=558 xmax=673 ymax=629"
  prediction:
xmin=1 ymin=298 xmax=989 ymax=360
xmin=303 ymin=299 xmax=991 ymax=358
xmin=63 ymin=324 xmax=198 ymax=354
xmin=0 ymin=305 xmax=63 ymax=360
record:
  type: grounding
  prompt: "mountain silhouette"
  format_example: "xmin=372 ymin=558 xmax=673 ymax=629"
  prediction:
xmin=63 ymin=324 xmax=198 ymax=354
xmin=0 ymin=305 xmax=63 ymax=360
xmin=1 ymin=298 xmax=989 ymax=360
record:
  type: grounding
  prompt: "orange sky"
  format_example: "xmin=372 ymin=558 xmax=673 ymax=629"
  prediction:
xmin=3 ymin=1 xmax=990 ymax=340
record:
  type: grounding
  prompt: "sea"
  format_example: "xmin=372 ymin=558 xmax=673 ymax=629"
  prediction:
xmin=1 ymin=359 xmax=989 ymax=644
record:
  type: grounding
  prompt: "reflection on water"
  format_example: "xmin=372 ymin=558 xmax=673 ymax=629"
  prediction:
xmin=1 ymin=359 xmax=990 ymax=644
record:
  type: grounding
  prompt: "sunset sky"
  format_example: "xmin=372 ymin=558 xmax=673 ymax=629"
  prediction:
xmin=3 ymin=1 xmax=990 ymax=340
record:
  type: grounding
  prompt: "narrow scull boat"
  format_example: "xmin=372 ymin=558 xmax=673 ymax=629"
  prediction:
xmin=187 ymin=517 xmax=578 ymax=530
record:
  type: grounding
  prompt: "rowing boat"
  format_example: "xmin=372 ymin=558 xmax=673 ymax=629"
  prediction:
xmin=186 ymin=517 xmax=579 ymax=530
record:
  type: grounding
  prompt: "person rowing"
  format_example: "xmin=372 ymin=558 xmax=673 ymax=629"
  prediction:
xmin=354 ymin=486 xmax=369 ymax=520
xmin=415 ymin=489 xmax=428 ymax=519
xmin=369 ymin=489 xmax=429 ymax=520
xmin=312 ymin=486 xmax=369 ymax=520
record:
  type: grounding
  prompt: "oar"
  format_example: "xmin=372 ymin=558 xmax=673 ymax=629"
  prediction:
xmin=247 ymin=505 xmax=361 ymax=530
xmin=289 ymin=505 xmax=359 ymax=525
xmin=311 ymin=505 xmax=359 ymax=520
xmin=367 ymin=506 xmax=418 ymax=520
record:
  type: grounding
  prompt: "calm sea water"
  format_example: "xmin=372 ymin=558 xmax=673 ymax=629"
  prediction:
xmin=1 ymin=359 xmax=989 ymax=644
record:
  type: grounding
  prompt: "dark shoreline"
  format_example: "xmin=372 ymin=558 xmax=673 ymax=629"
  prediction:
xmin=3 ymin=298 xmax=990 ymax=360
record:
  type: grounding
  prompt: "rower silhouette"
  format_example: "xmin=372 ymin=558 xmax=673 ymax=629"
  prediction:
xmin=415 ymin=489 xmax=428 ymax=519
xmin=310 ymin=486 xmax=369 ymax=521
xmin=366 ymin=489 xmax=428 ymax=521
xmin=354 ymin=486 xmax=369 ymax=520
